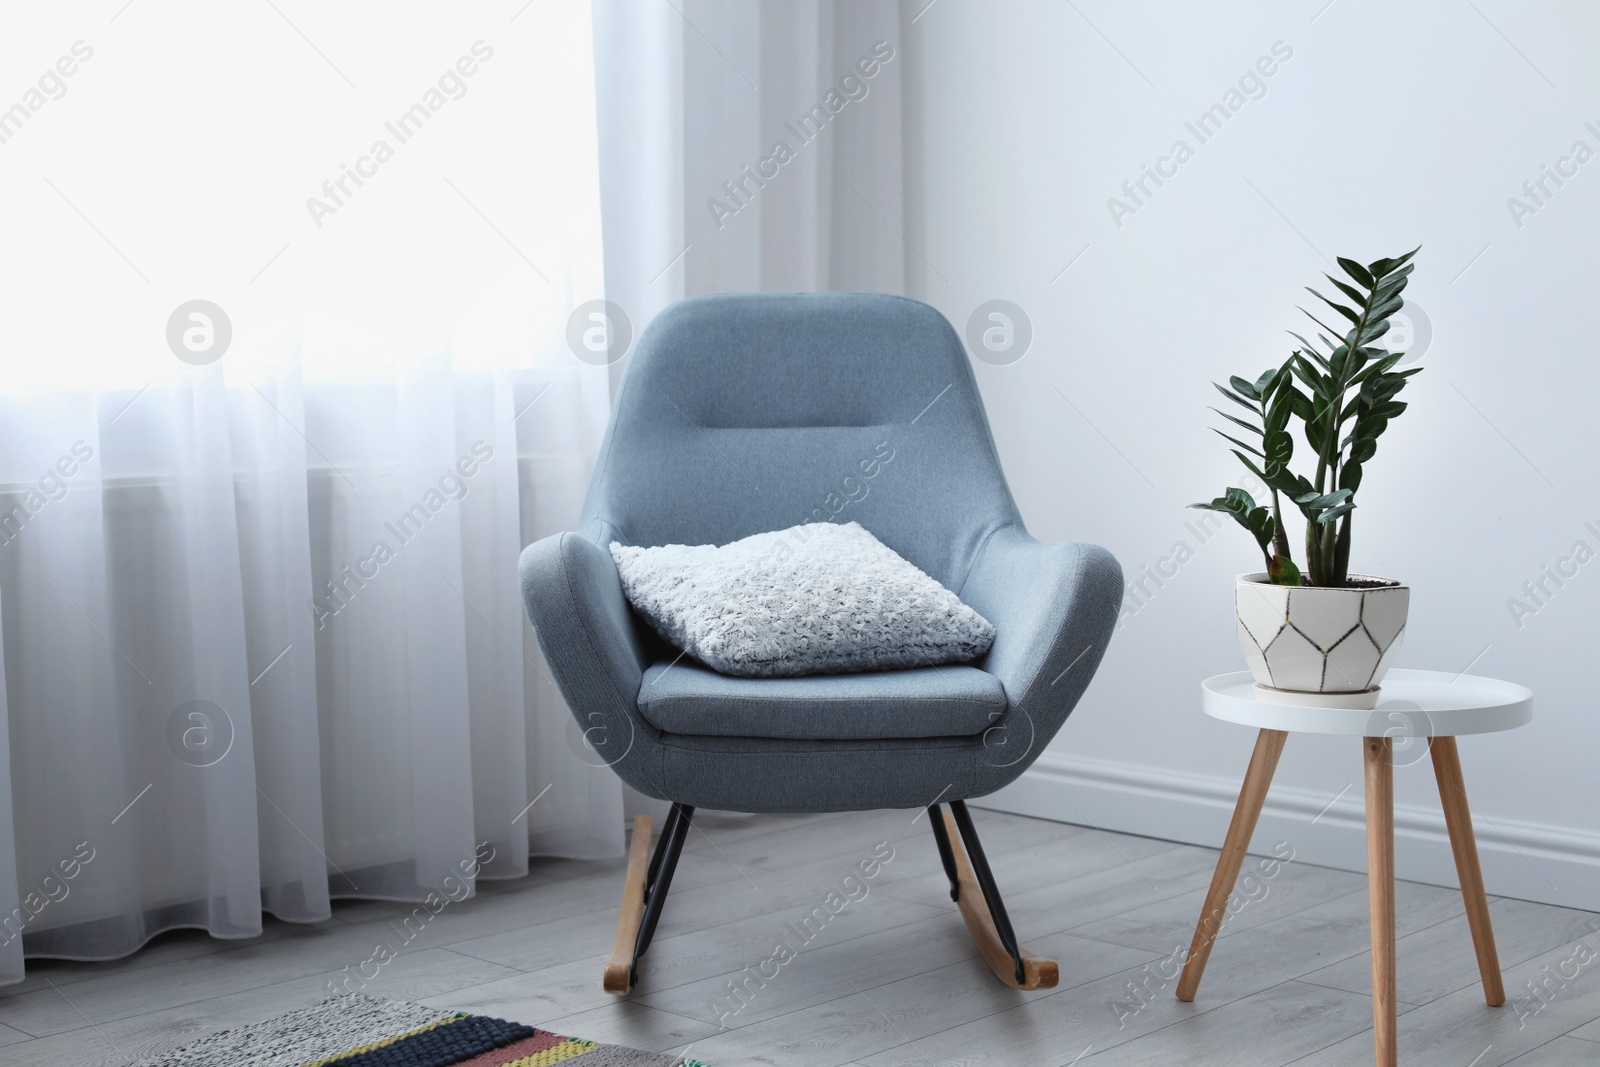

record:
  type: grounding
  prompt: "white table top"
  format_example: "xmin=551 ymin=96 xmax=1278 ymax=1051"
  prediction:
xmin=1202 ymin=669 xmax=1532 ymax=738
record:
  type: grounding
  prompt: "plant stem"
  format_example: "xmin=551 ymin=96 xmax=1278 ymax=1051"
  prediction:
xmin=1311 ymin=290 xmax=1376 ymax=587
xmin=1333 ymin=511 xmax=1351 ymax=584
xmin=1270 ymin=492 xmax=1290 ymax=561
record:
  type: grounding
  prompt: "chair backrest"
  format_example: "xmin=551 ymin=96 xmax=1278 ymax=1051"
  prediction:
xmin=580 ymin=292 xmax=1021 ymax=590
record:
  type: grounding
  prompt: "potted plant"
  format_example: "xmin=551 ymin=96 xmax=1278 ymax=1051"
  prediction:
xmin=1192 ymin=249 xmax=1421 ymax=708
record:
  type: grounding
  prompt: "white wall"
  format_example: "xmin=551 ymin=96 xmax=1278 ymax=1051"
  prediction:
xmin=902 ymin=0 xmax=1600 ymax=909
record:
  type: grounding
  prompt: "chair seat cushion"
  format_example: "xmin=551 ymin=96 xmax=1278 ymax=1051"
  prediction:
xmin=610 ymin=521 xmax=996 ymax=678
xmin=637 ymin=659 xmax=1007 ymax=740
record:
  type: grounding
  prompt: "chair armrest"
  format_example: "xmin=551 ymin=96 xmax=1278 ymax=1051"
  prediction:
xmin=519 ymin=532 xmax=660 ymax=776
xmin=958 ymin=525 xmax=1123 ymax=782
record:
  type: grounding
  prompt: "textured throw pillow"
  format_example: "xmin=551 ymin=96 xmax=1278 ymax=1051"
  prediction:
xmin=610 ymin=521 xmax=995 ymax=678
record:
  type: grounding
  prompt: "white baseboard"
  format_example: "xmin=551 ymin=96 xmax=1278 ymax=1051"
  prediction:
xmin=975 ymin=751 xmax=1600 ymax=912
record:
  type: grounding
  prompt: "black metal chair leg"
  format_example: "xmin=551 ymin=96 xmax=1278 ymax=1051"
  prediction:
xmin=926 ymin=804 xmax=961 ymax=901
xmin=645 ymin=803 xmax=684 ymax=896
xmin=949 ymin=800 xmax=1026 ymax=985
xmin=631 ymin=803 xmax=694 ymax=983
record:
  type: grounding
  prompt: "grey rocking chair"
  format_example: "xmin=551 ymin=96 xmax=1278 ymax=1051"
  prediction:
xmin=518 ymin=292 xmax=1122 ymax=993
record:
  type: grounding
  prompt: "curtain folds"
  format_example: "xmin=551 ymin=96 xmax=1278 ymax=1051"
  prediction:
xmin=0 ymin=349 xmax=618 ymax=982
xmin=0 ymin=0 xmax=618 ymax=984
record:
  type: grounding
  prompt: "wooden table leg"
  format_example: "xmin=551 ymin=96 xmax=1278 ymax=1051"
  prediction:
xmin=1430 ymin=735 xmax=1506 ymax=1006
xmin=1365 ymin=736 xmax=1397 ymax=1067
xmin=1176 ymin=728 xmax=1287 ymax=1002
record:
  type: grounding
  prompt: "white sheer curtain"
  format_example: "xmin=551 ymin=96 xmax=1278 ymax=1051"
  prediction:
xmin=0 ymin=0 xmax=619 ymax=983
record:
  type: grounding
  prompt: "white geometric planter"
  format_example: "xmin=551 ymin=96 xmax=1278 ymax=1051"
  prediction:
xmin=1235 ymin=573 xmax=1409 ymax=706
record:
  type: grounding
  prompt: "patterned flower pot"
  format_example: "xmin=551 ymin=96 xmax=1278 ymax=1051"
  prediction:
xmin=1235 ymin=573 xmax=1409 ymax=708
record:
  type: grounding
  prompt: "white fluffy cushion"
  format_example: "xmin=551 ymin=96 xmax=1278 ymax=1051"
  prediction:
xmin=610 ymin=521 xmax=995 ymax=678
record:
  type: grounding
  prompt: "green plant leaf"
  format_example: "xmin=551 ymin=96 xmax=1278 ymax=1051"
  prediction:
xmin=1296 ymin=489 xmax=1352 ymax=509
xmin=1316 ymin=500 xmax=1356 ymax=524
xmin=1227 ymin=504 xmax=1276 ymax=555
xmin=1300 ymin=309 xmax=1353 ymax=348
xmin=1190 ymin=497 xmax=1245 ymax=518
xmin=1228 ymin=375 xmax=1261 ymax=402
xmin=1351 ymin=353 xmax=1404 ymax=385
xmin=1211 ymin=407 xmax=1264 ymax=435
xmin=1304 ymin=415 xmax=1327 ymax=454
xmin=1268 ymin=554 xmax=1303 ymax=585
xmin=1214 ymin=429 xmax=1264 ymax=457
xmin=1361 ymin=375 xmax=1406 ymax=403
xmin=1265 ymin=391 xmax=1294 ymax=435
xmin=1231 ymin=450 xmax=1268 ymax=479
xmin=1214 ymin=382 xmax=1260 ymax=413
xmin=1337 ymin=257 xmax=1375 ymax=288
xmin=1192 ymin=490 xmax=1273 ymax=549
xmin=1366 ymin=248 xmax=1419 ymax=279
xmin=1289 ymin=356 xmax=1327 ymax=397
xmin=1373 ymin=273 xmax=1413 ymax=305
xmin=1309 ymin=289 xmax=1362 ymax=325
xmin=1289 ymin=333 xmax=1335 ymax=372
xmin=1264 ymin=429 xmax=1293 ymax=466
xmin=1326 ymin=275 xmax=1368 ymax=307
xmin=1261 ymin=462 xmax=1312 ymax=499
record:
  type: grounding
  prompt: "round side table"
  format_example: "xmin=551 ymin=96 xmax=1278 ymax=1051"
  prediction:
xmin=1175 ymin=668 xmax=1533 ymax=1067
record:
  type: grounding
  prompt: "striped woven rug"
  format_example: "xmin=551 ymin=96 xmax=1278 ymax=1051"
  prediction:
xmin=118 ymin=994 xmax=710 ymax=1067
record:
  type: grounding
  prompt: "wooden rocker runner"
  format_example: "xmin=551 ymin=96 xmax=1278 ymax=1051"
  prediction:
xmin=603 ymin=801 xmax=1058 ymax=994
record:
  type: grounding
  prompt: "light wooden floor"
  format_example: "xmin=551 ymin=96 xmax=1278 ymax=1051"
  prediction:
xmin=2 ymin=808 xmax=1598 ymax=1066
